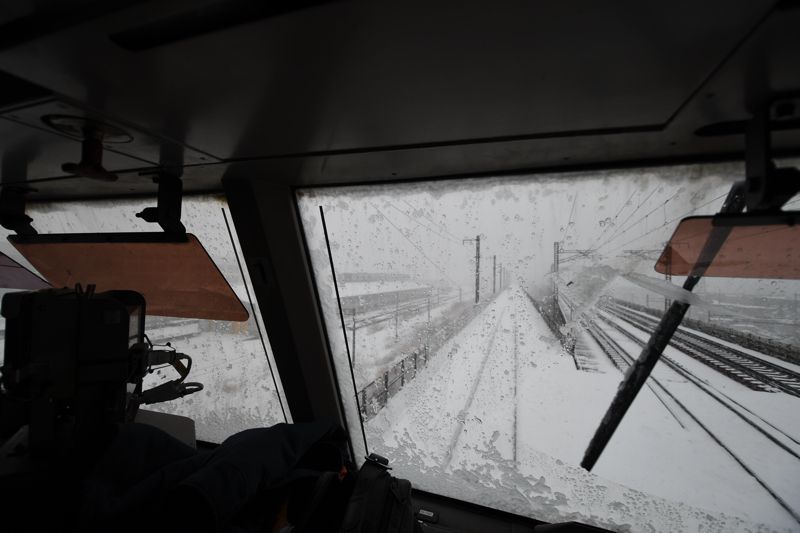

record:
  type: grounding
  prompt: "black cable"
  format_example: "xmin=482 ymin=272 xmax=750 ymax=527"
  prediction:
xmin=222 ymin=207 xmax=288 ymax=423
xmin=370 ymin=202 xmax=459 ymax=287
xmin=388 ymin=200 xmax=460 ymax=244
xmin=605 ymin=191 xmax=730 ymax=254
xmin=595 ymin=188 xmax=637 ymax=245
xmin=562 ymin=193 xmax=579 ymax=244
xmin=595 ymin=187 xmax=659 ymax=250
xmin=598 ymin=189 xmax=682 ymax=251
xmin=320 ymin=205 xmax=370 ymax=457
xmin=400 ymin=198 xmax=462 ymax=241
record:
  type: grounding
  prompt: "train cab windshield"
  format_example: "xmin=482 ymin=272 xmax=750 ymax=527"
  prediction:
xmin=296 ymin=162 xmax=800 ymax=531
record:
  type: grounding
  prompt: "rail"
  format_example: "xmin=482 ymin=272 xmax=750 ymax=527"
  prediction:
xmin=612 ymin=298 xmax=800 ymax=366
xmin=605 ymin=303 xmax=800 ymax=397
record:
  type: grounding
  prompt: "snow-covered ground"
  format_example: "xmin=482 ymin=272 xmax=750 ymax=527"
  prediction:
xmin=142 ymin=327 xmax=286 ymax=443
xmin=366 ymin=286 xmax=800 ymax=532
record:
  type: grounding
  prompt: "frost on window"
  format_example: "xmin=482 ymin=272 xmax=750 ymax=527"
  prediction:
xmin=0 ymin=196 xmax=288 ymax=443
xmin=297 ymin=162 xmax=800 ymax=533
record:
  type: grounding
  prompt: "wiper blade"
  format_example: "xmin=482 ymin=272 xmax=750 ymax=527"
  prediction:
xmin=580 ymin=182 xmax=746 ymax=471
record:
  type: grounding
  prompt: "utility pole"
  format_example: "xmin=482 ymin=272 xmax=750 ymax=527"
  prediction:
xmin=394 ymin=292 xmax=399 ymax=339
xmin=351 ymin=308 xmax=357 ymax=365
xmin=553 ymin=241 xmax=560 ymax=299
xmin=427 ymin=293 xmax=431 ymax=322
xmin=553 ymin=242 xmax=560 ymax=273
xmin=493 ymin=255 xmax=497 ymax=294
xmin=498 ymin=262 xmax=502 ymax=290
xmin=463 ymin=235 xmax=481 ymax=304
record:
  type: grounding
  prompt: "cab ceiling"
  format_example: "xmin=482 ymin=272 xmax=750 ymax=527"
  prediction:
xmin=0 ymin=0 xmax=798 ymax=199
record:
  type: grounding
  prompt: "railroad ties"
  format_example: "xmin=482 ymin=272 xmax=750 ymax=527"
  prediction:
xmin=603 ymin=302 xmax=800 ymax=398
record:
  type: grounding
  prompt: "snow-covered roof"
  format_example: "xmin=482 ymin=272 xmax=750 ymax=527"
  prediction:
xmin=338 ymin=280 xmax=430 ymax=298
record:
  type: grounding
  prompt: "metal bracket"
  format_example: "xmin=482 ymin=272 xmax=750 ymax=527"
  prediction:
xmin=0 ymin=185 xmax=37 ymax=235
xmin=744 ymin=102 xmax=800 ymax=212
xmin=135 ymin=172 xmax=186 ymax=236
xmin=60 ymin=120 xmax=119 ymax=182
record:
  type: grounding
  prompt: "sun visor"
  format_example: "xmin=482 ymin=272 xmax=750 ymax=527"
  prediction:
xmin=0 ymin=251 xmax=51 ymax=290
xmin=9 ymin=233 xmax=249 ymax=321
xmin=655 ymin=215 xmax=800 ymax=279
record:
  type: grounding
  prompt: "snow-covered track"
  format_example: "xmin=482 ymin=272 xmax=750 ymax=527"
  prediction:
xmin=442 ymin=307 xmax=508 ymax=468
xmin=606 ymin=304 xmax=800 ymax=397
xmin=584 ymin=319 xmax=686 ymax=428
xmin=353 ymin=293 xmax=458 ymax=330
xmin=590 ymin=315 xmax=800 ymax=525
xmin=597 ymin=314 xmax=800 ymax=461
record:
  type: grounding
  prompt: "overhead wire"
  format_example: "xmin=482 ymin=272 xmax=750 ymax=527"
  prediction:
xmin=594 ymin=188 xmax=638 ymax=245
xmin=386 ymin=201 xmax=461 ymax=244
xmin=605 ymin=191 xmax=730 ymax=254
xmin=562 ymin=193 xmax=578 ymax=244
xmin=400 ymin=198 xmax=462 ymax=241
xmin=369 ymin=202 xmax=459 ymax=287
xmin=557 ymin=188 xmax=730 ymax=266
xmin=597 ymin=189 xmax=682 ymax=251
xmin=595 ymin=187 xmax=659 ymax=250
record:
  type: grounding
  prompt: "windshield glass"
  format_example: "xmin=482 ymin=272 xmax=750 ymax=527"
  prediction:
xmin=297 ymin=161 xmax=800 ymax=532
xmin=0 ymin=195 xmax=288 ymax=443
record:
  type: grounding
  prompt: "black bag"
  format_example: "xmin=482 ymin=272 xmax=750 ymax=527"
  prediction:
xmin=339 ymin=454 xmax=421 ymax=533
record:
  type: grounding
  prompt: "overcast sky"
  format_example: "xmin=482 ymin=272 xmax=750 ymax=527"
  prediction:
xmin=298 ymin=162 xmax=771 ymax=294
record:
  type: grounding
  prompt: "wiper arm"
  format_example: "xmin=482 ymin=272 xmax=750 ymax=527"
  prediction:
xmin=580 ymin=181 xmax=746 ymax=471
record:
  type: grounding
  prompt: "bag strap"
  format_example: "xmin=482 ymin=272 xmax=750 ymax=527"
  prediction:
xmin=293 ymin=471 xmax=338 ymax=532
xmin=341 ymin=461 xmax=390 ymax=532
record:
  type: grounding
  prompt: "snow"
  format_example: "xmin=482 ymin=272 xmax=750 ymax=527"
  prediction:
xmin=348 ymin=293 xmax=466 ymax=388
xmin=622 ymin=272 xmax=710 ymax=307
xmin=365 ymin=286 xmax=798 ymax=532
xmin=338 ymin=280 xmax=430 ymax=298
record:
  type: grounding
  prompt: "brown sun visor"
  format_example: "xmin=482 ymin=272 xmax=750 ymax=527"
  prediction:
xmin=9 ymin=233 xmax=249 ymax=321
xmin=655 ymin=215 xmax=800 ymax=279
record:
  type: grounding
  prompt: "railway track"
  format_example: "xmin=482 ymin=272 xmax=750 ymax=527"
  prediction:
xmin=596 ymin=313 xmax=800 ymax=460
xmin=442 ymin=306 xmax=508 ymax=469
xmin=352 ymin=293 xmax=458 ymax=330
xmin=584 ymin=319 xmax=686 ymax=428
xmin=606 ymin=303 xmax=800 ymax=397
xmin=585 ymin=315 xmax=800 ymax=525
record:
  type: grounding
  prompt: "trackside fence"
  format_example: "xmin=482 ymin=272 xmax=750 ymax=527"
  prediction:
xmin=525 ymin=291 xmax=576 ymax=356
xmin=358 ymin=296 xmax=495 ymax=421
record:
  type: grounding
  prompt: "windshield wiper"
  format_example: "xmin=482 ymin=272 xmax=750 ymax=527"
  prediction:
xmin=580 ymin=181 xmax=746 ymax=470
xmin=581 ymin=105 xmax=800 ymax=470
